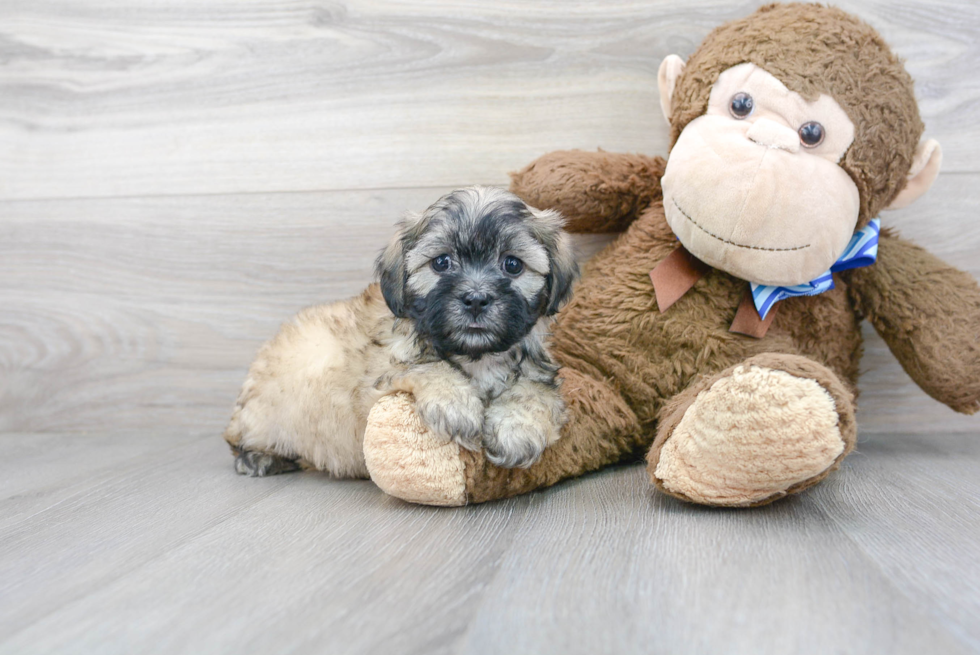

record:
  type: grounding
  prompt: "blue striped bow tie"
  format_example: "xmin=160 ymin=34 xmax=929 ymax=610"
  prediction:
xmin=751 ymin=218 xmax=881 ymax=319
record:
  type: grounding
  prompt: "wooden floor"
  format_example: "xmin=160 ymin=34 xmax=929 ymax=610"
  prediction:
xmin=2 ymin=1 xmax=979 ymax=653
xmin=2 ymin=431 xmax=980 ymax=654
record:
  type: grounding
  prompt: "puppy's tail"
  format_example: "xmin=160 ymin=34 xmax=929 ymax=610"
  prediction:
xmin=222 ymin=407 xmax=244 ymax=449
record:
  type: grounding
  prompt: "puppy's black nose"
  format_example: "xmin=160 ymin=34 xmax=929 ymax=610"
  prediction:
xmin=462 ymin=291 xmax=494 ymax=318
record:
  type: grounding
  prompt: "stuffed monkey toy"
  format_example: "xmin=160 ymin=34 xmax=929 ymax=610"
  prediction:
xmin=362 ymin=2 xmax=980 ymax=507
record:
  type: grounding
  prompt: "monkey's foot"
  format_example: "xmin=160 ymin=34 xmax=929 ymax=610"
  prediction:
xmin=648 ymin=354 xmax=857 ymax=507
xmin=363 ymin=392 xmax=467 ymax=506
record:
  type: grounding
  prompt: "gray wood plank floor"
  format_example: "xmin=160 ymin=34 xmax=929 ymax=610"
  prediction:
xmin=1 ymin=431 xmax=979 ymax=654
xmin=2 ymin=1 xmax=979 ymax=653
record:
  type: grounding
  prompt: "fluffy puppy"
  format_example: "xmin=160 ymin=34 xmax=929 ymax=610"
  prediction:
xmin=224 ymin=186 xmax=578 ymax=478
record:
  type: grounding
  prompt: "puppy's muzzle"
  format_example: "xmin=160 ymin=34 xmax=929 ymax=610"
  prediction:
xmin=462 ymin=291 xmax=494 ymax=318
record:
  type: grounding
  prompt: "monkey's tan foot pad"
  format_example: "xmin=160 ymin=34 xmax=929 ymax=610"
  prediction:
xmin=364 ymin=392 xmax=468 ymax=507
xmin=649 ymin=364 xmax=846 ymax=507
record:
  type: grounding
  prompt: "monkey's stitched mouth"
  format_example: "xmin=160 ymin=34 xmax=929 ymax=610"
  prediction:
xmin=671 ymin=198 xmax=810 ymax=252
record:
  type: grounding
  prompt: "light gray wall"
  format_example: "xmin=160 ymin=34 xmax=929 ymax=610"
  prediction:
xmin=1 ymin=0 xmax=978 ymax=436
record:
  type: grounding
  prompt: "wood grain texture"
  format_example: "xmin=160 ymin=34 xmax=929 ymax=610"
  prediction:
xmin=458 ymin=463 xmax=976 ymax=655
xmin=1 ymin=431 xmax=978 ymax=654
xmin=0 ymin=187 xmax=614 ymax=434
xmin=0 ymin=432 xmax=531 ymax=655
xmin=0 ymin=435 xmax=296 ymax=635
xmin=0 ymin=0 xmax=978 ymax=200
xmin=0 ymin=430 xmax=209 ymax=528
xmin=1 ymin=176 xmax=976 ymax=435
xmin=817 ymin=431 xmax=980 ymax=651
xmin=1 ymin=2 xmax=979 ymax=652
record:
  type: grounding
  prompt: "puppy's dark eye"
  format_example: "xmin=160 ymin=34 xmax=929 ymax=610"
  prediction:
xmin=431 ymin=254 xmax=452 ymax=273
xmin=729 ymin=92 xmax=753 ymax=119
xmin=799 ymin=121 xmax=825 ymax=147
xmin=502 ymin=255 xmax=524 ymax=276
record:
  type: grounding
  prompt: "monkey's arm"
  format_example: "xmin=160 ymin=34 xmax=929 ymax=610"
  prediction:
xmin=509 ymin=150 xmax=666 ymax=233
xmin=848 ymin=232 xmax=980 ymax=414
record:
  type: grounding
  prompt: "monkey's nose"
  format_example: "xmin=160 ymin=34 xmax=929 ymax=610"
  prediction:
xmin=462 ymin=291 xmax=494 ymax=317
xmin=746 ymin=117 xmax=800 ymax=153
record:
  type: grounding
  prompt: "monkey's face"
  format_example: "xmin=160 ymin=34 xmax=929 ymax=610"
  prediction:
xmin=662 ymin=63 xmax=860 ymax=286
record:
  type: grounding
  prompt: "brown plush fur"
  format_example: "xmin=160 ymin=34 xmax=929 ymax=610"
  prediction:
xmin=849 ymin=234 xmax=980 ymax=414
xmin=461 ymin=196 xmax=873 ymax=503
xmin=449 ymin=4 xmax=980 ymax=505
xmin=459 ymin=184 xmax=980 ymax=503
xmin=669 ymin=2 xmax=923 ymax=225
xmin=461 ymin=366 xmax=642 ymax=503
xmin=509 ymin=150 xmax=666 ymax=233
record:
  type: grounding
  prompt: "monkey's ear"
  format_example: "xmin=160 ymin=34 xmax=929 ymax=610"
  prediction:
xmin=658 ymin=55 xmax=686 ymax=124
xmin=885 ymin=139 xmax=943 ymax=210
xmin=374 ymin=221 xmax=413 ymax=318
xmin=544 ymin=231 xmax=580 ymax=316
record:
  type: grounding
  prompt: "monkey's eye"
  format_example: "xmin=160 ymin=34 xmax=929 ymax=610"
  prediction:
xmin=431 ymin=254 xmax=452 ymax=273
xmin=502 ymin=255 xmax=524 ymax=276
xmin=729 ymin=92 xmax=754 ymax=119
xmin=799 ymin=121 xmax=825 ymax=147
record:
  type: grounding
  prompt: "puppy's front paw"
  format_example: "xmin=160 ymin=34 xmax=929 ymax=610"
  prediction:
xmin=483 ymin=411 xmax=556 ymax=469
xmin=416 ymin=393 xmax=485 ymax=450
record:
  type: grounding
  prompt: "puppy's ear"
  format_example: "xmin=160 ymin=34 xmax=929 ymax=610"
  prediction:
xmin=375 ymin=213 xmax=421 ymax=318
xmin=545 ymin=231 xmax=579 ymax=315
xmin=375 ymin=235 xmax=407 ymax=317
xmin=531 ymin=207 xmax=579 ymax=316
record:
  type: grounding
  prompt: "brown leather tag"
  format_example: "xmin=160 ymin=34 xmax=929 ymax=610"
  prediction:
xmin=729 ymin=289 xmax=776 ymax=338
xmin=650 ymin=246 xmax=710 ymax=313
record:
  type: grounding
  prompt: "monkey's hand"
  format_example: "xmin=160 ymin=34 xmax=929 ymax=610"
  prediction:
xmin=376 ymin=363 xmax=486 ymax=449
xmin=849 ymin=232 xmax=980 ymax=414
xmin=509 ymin=150 xmax=666 ymax=233
xmin=483 ymin=379 xmax=566 ymax=468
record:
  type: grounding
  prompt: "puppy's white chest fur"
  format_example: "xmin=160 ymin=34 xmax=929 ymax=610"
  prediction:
xmin=456 ymin=350 xmax=519 ymax=400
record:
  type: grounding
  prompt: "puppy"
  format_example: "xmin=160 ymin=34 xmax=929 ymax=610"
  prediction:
xmin=224 ymin=186 xmax=579 ymax=478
